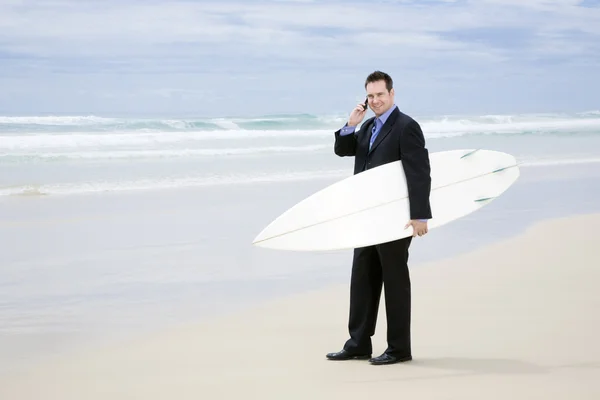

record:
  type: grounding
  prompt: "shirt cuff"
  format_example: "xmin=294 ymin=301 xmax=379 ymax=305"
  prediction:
xmin=340 ymin=125 xmax=356 ymax=136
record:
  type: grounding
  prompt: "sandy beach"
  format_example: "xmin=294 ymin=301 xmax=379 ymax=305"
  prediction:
xmin=1 ymin=212 xmax=598 ymax=399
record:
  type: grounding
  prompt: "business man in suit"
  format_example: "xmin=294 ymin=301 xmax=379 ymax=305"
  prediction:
xmin=326 ymin=71 xmax=432 ymax=365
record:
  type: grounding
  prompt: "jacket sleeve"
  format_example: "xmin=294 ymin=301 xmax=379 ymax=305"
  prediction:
xmin=333 ymin=124 xmax=357 ymax=157
xmin=400 ymin=120 xmax=432 ymax=220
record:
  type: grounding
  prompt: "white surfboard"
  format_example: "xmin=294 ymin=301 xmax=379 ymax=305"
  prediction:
xmin=252 ymin=149 xmax=520 ymax=251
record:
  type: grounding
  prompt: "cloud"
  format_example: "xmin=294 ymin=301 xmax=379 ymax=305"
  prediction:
xmin=0 ymin=0 xmax=598 ymax=115
xmin=2 ymin=1 xmax=597 ymax=62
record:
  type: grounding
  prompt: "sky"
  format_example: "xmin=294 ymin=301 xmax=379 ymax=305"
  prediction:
xmin=0 ymin=0 xmax=599 ymax=117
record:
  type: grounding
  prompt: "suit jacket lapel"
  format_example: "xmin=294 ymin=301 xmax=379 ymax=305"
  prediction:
xmin=368 ymin=107 xmax=399 ymax=154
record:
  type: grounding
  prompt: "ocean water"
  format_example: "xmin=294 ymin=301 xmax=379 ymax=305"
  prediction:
xmin=1 ymin=111 xmax=600 ymax=196
xmin=1 ymin=110 xmax=600 ymax=373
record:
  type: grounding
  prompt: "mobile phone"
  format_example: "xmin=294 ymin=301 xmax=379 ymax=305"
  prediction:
xmin=362 ymin=97 xmax=368 ymax=111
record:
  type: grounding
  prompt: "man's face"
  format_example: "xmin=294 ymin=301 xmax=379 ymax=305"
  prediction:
xmin=366 ymin=80 xmax=395 ymax=117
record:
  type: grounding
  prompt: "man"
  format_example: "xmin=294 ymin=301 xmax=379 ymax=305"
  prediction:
xmin=326 ymin=71 xmax=432 ymax=365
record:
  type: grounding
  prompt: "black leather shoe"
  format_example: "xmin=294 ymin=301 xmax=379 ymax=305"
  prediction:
xmin=369 ymin=353 xmax=412 ymax=365
xmin=326 ymin=349 xmax=371 ymax=361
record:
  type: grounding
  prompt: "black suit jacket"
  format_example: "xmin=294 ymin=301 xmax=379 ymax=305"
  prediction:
xmin=334 ymin=106 xmax=432 ymax=220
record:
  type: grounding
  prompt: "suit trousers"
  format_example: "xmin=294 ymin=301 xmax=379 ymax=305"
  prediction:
xmin=343 ymin=236 xmax=413 ymax=357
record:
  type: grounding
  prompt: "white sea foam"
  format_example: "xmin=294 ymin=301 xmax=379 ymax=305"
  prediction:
xmin=0 ymin=130 xmax=333 ymax=150
xmin=2 ymin=157 xmax=599 ymax=197
xmin=0 ymin=115 xmax=117 ymax=125
xmin=2 ymin=122 xmax=598 ymax=153
xmin=0 ymin=169 xmax=350 ymax=197
xmin=421 ymin=116 xmax=600 ymax=138
xmin=0 ymin=145 xmax=330 ymax=161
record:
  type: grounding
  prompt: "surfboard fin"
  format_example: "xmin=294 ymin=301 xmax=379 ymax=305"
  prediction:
xmin=460 ymin=149 xmax=479 ymax=159
xmin=492 ymin=163 xmax=519 ymax=173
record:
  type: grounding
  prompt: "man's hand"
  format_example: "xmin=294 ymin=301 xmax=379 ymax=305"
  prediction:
xmin=348 ymin=102 xmax=368 ymax=127
xmin=404 ymin=220 xmax=428 ymax=237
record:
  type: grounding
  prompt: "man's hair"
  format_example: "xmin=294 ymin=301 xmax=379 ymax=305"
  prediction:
xmin=364 ymin=71 xmax=393 ymax=92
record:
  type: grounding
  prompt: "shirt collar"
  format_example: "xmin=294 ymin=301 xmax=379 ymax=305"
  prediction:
xmin=375 ymin=104 xmax=397 ymax=126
